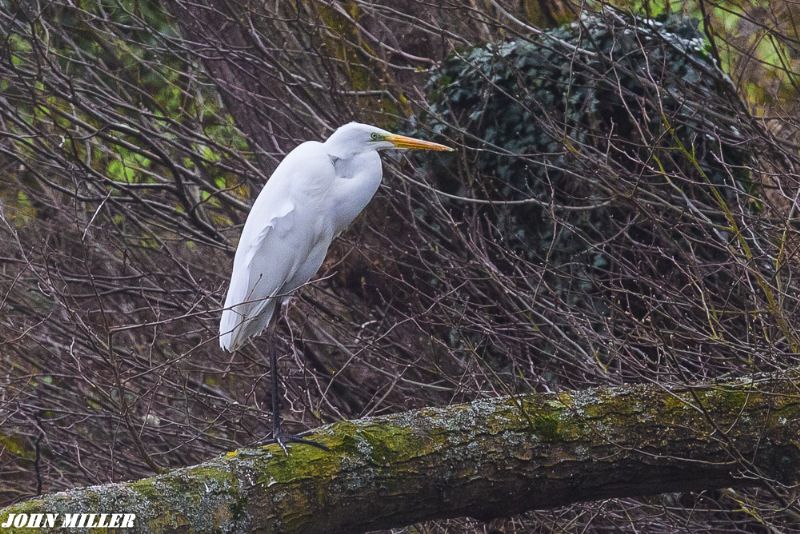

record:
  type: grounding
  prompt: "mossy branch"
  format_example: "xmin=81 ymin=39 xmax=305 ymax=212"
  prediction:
xmin=2 ymin=371 xmax=800 ymax=533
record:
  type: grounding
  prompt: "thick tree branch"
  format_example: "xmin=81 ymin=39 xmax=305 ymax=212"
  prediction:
xmin=2 ymin=371 xmax=799 ymax=533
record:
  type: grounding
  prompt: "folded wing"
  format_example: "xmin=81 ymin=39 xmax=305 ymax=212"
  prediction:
xmin=219 ymin=199 xmax=296 ymax=351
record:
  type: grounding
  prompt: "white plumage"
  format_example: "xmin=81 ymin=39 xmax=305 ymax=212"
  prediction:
xmin=219 ymin=122 xmax=452 ymax=351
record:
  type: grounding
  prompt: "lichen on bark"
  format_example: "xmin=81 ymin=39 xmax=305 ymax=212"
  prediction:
xmin=1 ymin=370 xmax=799 ymax=533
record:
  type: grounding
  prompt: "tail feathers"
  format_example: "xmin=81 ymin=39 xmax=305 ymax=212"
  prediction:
xmin=219 ymin=300 xmax=277 ymax=351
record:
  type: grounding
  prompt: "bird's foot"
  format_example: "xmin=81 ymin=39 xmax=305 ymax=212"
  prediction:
xmin=259 ymin=433 xmax=329 ymax=455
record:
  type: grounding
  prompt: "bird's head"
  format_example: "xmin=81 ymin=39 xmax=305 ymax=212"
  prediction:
xmin=325 ymin=122 xmax=453 ymax=158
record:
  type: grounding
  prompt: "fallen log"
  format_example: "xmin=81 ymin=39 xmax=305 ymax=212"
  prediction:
xmin=1 ymin=371 xmax=799 ymax=533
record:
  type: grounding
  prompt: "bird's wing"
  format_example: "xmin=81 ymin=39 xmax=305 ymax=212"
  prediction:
xmin=219 ymin=141 xmax=336 ymax=351
xmin=219 ymin=198 xmax=297 ymax=351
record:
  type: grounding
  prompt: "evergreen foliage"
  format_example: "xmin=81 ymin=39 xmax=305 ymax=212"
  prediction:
xmin=418 ymin=11 xmax=751 ymax=281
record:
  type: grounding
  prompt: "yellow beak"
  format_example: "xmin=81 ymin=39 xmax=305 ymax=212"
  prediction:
xmin=385 ymin=134 xmax=454 ymax=152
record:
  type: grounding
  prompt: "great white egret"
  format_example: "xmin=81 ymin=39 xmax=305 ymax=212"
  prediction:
xmin=219 ymin=122 xmax=453 ymax=449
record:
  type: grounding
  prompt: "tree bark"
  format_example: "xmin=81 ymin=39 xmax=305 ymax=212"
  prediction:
xmin=2 ymin=371 xmax=799 ymax=533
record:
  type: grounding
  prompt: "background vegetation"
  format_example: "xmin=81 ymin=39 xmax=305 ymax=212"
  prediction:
xmin=1 ymin=0 xmax=799 ymax=531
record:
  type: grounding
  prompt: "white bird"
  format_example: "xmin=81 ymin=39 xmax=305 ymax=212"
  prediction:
xmin=218 ymin=122 xmax=452 ymax=447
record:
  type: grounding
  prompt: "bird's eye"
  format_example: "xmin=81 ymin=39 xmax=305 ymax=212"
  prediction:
xmin=370 ymin=133 xmax=380 ymax=141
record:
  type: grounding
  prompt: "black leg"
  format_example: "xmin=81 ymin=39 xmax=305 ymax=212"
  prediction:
xmin=260 ymin=317 xmax=329 ymax=454
xmin=270 ymin=333 xmax=282 ymax=439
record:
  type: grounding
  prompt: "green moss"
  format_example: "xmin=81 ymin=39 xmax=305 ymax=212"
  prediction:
xmin=555 ymin=391 xmax=574 ymax=408
xmin=583 ymin=391 xmax=643 ymax=419
xmin=315 ymin=2 xmax=408 ymax=119
xmin=253 ymin=419 xmax=445 ymax=491
xmin=145 ymin=513 xmax=190 ymax=532
xmin=661 ymin=393 xmax=692 ymax=412
xmin=698 ymin=386 xmax=752 ymax=413
xmin=187 ymin=466 xmax=236 ymax=485
xmin=255 ymin=440 xmax=339 ymax=487
xmin=502 ymin=397 xmax=569 ymax=442
xmin=130 ymin=478 xmax=161 ymax=500
xmin=357 ymin=423 xmax=443 ymax=465
xmin=528 ymin=414 xmax=561 ymax=441
xmin=0 ymin=499 xmax=46 ymax=533
xmin=0 ymin=433 xmax=34 ymax=460
xmin=6 ymin=377 xmax=799 ymax=533
xmin=130 ymin=466 xmax=240 ymax=529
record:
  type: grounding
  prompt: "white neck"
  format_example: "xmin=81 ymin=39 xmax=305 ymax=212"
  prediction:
xmin=323 ymin=133 xmax=365 ymax=160
xmin=328 ymin=152 xmax=383 ymax=235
